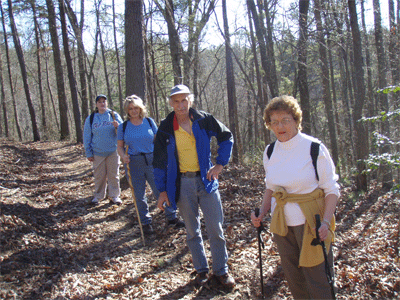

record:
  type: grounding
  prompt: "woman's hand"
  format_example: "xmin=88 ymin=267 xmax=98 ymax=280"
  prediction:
xmin=112 ymin=120 xmax=119 ymax=129
xmin=122 ymin=154 xmax=130 ymax=164
xmin=318 ymin=222 xmax=329 ymax=241
xmin=157 ymin=192 xmax=170 ymax=211
xmin=251 ymin=211 xmax=262 ymax=228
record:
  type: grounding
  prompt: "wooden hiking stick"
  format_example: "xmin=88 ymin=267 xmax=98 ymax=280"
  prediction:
xmin=125 ymin=146 xmax=145 ymax=246
xmin=110 ymin=111 xmax=118 ymax=134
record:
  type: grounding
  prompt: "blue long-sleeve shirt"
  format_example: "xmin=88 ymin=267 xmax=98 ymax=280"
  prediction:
xmin=83 ymin=109 xmax=123 ymax=157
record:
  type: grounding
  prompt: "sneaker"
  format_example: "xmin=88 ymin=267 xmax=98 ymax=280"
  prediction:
xmin=168 ymin=218 xmax=185 ymax=228
xmin=91 ymin=197 xmax=100 ymax=204
xmin=215 ymin=273 xmax=235 ymax=288
xmin=142 ymin=224 xmax=154 ymax=235
xmin=111 ymin=197 xmax=122 ymax=205
xmin=195 ymin=272 xmax=209 ymax=286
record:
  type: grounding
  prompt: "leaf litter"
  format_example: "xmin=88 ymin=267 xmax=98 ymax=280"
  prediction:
xmin=0 ymin=138 xmax=399 ymax=299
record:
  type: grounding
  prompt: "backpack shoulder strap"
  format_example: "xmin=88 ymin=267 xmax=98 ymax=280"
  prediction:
xmin=89 ymin=111 xmax=96 ymax=127
xmin=267 ymin=141 xmax=276 ymax=159
xmin=146 ymin=117 xmax=156 ymax=134
xmin=122 ymin=120 xmax=129 ymax=134
xmin=310 ymin=141 xmax=320 ymax=181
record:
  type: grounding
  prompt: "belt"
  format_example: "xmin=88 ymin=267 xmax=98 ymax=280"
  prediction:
xmin=180 ymin=171 xmax=201 ymax=178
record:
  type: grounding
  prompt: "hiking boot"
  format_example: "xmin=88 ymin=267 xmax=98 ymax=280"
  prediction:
xmin=195 ymin=272 xmax=209 ymax=286
xmin=168 ymin=218 xmax=185 ymax=228
xmin=143 ymin=224 xmax=154 ymax=235
xmin=111 ymin=197 xmax=122 ymax=205
xmin=91 ymin=197 xmax=100 ymax=205
xmin=215 ymin=273 xmax=235 ymax=288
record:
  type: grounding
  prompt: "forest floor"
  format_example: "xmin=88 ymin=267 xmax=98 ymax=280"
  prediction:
xmin=0 ymin=138 xmax=399 ymax=300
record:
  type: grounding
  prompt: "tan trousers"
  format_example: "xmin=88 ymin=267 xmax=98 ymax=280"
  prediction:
xmin=273 ymin=225 xmax=335 ymax=300
xmin=93 ymin=151 xmax=120 ymax=199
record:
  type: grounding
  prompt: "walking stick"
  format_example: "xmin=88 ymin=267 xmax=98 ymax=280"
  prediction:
xmin=311 ymin=214 xmax=336 ymax=299
xmin=125 ymin=146 xmax=146 ymax=246
xmin=255 ymin=208 xmax=265 ymax=298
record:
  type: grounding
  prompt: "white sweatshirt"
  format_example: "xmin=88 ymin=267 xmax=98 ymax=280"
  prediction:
xmin=263 ymin=132 xmax=340 ymax=226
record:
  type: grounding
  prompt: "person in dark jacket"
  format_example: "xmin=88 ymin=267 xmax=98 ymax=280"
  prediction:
xmin=153 ymin=84 xmax=235 ymax=288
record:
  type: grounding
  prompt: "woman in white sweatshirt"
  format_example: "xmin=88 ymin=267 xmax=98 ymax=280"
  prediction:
xmin=251 ymin=95 xmax=340 ymax=299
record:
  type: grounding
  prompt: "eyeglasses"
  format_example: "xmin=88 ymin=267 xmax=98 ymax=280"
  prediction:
xmin=269 ymin=118 xmax=293 ymax=127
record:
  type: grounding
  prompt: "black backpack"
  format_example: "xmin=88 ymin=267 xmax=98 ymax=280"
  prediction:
xmin=267 ymin=141 xmax=320 ymax=181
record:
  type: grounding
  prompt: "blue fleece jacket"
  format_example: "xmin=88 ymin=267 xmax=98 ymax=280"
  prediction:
xmin=83 ymin=109 xmax=123 ymax=157
xmin=153 ymin=108 xmax=233 ymax=210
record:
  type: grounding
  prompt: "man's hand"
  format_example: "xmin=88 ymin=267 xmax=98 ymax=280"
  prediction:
xmin=87 ymin=157 xmax=94 ymax=162
xmin=157 ymin=191 xmax=170 ymax=211
xmin=207 ymin=164 xmax=223 ymax=181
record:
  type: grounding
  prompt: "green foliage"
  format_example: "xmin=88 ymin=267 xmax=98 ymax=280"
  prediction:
xmin=377 ymin=85 xmax=400 ymax=94
xmin=359 ymin=108 xmax=400 ymax=123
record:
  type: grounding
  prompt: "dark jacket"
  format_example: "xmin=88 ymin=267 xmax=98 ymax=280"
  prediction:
xmin=153 ymin=108 xmax=233 ymax=210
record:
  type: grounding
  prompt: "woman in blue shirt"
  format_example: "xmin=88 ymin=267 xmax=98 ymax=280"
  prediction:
xmin=117 ymin=95 xmax=184 ymax=235
xmin=83 ymin=94 xmax=123 ymax=205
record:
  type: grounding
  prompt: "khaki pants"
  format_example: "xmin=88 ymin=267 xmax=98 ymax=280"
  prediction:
xmin=274 ymin=225 xmax=335 ymax=300
xmin=93 ymin=151 xmax=120 ymax=199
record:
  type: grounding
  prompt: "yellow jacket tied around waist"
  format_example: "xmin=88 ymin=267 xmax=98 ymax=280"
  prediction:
xmin=270 ymin=186 xmax=335 ymax=267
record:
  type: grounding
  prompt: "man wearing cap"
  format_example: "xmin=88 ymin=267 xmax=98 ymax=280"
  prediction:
xmin=153 ymin=84 xmax=235 ymax=288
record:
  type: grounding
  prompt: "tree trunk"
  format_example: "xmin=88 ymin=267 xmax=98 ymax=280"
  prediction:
xmin=297 ymin=0 xmax=311 ymax=135
xmin=112 ymin=0 xmax=123 ymax=114
xmin=389 ymin=0 xmax=399 ymax=96
xmin=7 ymin=0 xmax=40 ymax=141
xmin=373 ymin=0 xmax=392 ymax=189
xmin=64 ymin=0 xmax=89 ymax=122
xmin=97 ymin=0 xmax=113 ymax=107
xmin=0 ymin=1 xmax=21 ymax=140
xmin=31 ymin=0 xmax=46 ymax=132
xmin=314 ymin=0 xmax=338 ymax=165
xmin=154 ymin=0 xmax=182 ymax=85
xmin=348 ymin=0 xmax=368 ymax=191
xmin=59 ymin=0 xmax=83 ymax=143
xmin=247 ymin=0 xmax=278 ymax=98
xmin=222 ymin=0 xmax=240 ymax=164
xmin=46 ymin=0 xmax=70 ymax=140
xmin=125 ymin=0 xmax=146 ymax=99
xmin=0 ymin=51 xmax=8 ymax=137
xmin=360 ymin=0 xmax=376 ymax=136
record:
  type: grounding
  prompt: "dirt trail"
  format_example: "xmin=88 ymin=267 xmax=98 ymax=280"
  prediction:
xmin=0 ymin=138 xmax=399 ymax=299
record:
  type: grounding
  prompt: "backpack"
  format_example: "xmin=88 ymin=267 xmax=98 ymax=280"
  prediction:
xmin=267 ymin=140 xmax=320 ymax=180
xmin=122 ymin=117 xmax=156 ymax=135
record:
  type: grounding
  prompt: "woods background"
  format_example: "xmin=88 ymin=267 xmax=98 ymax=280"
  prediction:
xmin=0 ymin=0 xmax=399 ymax=193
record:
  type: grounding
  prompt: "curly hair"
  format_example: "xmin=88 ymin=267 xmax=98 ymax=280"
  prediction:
xmin=263 ymin=95 xmax=302 ymax=130
xmin=123 ymin=95 xmax=147 ymax=120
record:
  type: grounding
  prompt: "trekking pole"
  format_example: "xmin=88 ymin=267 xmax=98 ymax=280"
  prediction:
xmin=255 ymin=208 xmax=265 ymax=298
xmin=125 ymin=146 xmax=146 ymax=246
xmin=312 ymin=214 xmax=336 ymax=299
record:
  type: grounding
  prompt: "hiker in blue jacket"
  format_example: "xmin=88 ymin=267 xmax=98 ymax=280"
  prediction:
xmin=153 ymin=84 xmax=235 ymax=288
xmin=117 ymin=95 xmax=184 ymax=235
xmin=83 ymin=94 xmax=123 ymax=205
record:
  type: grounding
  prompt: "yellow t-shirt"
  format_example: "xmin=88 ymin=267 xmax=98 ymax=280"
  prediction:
xmin=175 ymin=122 xmax=200 ymax=172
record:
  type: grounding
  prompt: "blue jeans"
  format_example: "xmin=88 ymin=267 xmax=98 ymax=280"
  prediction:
xmin=177 ymin=175 xmax=228 ymax=276
xmin=126 ymin=153 xmax=176 ymax=225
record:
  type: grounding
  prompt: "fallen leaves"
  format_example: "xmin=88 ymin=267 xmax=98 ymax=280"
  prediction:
xmin=0 ymin=139 xmax=399 ymax=299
